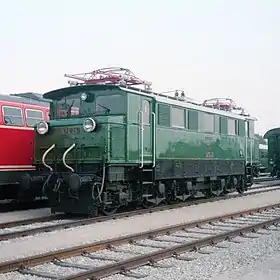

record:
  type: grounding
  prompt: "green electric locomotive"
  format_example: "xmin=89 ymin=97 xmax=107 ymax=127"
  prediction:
xmin=23 ymin=67 xmax=258 ymax=215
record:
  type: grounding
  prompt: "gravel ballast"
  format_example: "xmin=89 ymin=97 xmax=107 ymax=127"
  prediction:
xmin=0 ymin=189 xmax=280 ymax=262
xmin=103 ymin=227 xmax=280 ymax=280
xmin=2 ymin=218 xmax=280 ymax=279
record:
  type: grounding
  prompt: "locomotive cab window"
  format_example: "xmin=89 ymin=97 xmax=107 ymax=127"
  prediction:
xmin=26 ymin=109 xmax=44 ymax=127
xmin=54 ymin=95 xmax=81 ymax=119
xmin=2 ymin=106 xmax=24 ymax=126
xmin=95 ymin=94 xmax=125 ymax=115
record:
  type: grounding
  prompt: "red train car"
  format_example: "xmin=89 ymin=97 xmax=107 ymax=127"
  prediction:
xmin=0 ymin=93 xmax=50 ymax=200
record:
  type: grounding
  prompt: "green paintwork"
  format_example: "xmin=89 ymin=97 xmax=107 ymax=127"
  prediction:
xmin=34 ymin=84 xmax=258 ymax=167
xmin=34 ymin=115 xmax=126 ymax=164
xmin=156 ymin=128 xmax=251 ymax=160
xmin=265 ymin=132 xmax=280 ymax=167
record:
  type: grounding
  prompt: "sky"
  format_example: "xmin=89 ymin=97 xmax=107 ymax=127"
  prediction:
xmin=0 ymin=0 xmax=279 ymax=135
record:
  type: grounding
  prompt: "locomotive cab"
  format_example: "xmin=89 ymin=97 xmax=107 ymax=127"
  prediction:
xmin=29 ymin=84 xmax=131 ymax=213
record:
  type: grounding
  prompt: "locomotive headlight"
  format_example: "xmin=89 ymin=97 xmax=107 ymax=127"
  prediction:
xmin=36 ymin=121 xmax=49 ymax=135
xmin=83 ymin=118 xmax=96 ymax=132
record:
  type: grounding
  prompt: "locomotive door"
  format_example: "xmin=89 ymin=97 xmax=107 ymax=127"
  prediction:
xmin=245 ymin=120 xmax=253 ymax=164
xmin=139 ymin=98 xmax=156 ymax=168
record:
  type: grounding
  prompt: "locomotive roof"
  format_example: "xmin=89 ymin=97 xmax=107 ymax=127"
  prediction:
xmin=44 ymin=84 xmax=256 ymax=121
xmin=264 ymin=128 xmax=280 ymax=138
xmin=0 ymin=92 xmax=51 ymax=106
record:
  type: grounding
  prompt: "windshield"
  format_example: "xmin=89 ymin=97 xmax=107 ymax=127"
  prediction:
xmin=52 ymin=90 xmax=125 ymax=119
xmin=54 ymin=95 xmax=80 ymax=118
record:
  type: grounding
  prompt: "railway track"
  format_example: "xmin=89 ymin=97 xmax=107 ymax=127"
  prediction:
xmin=1 ymin=202 xmax=280 ymax=279
xmin=0 ymin=183 xmax=280 ymax=243
xmin=0 ymin=178 xmax=273 ymax=214
xmin=254 ymin=176 xmax=278 ymax=183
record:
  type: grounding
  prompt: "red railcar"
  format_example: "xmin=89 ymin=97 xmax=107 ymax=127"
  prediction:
xmin=0 ymin=93 xmax=50 ymax=200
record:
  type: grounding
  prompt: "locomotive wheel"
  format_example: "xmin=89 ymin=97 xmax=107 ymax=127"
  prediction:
xmin=100 ymin=205 xmax=119 ymax=216
xmin=237 ymin=187 xmax=245 ymax=194
xmin=142 ymin=199 xmax=155 ymax=209
xmin=209 ymin=182 xmax=223 ymax=197
xmin=204 ymin=190 xmax=212 ymax=198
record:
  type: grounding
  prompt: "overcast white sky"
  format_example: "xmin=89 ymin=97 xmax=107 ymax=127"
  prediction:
xmin=1 ymin=0 xmax=279 ymax=135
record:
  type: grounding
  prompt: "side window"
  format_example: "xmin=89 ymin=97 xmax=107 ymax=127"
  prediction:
xmin=188 ymin=110 xmax=199 ymax=130
xmin=248 ymin=120 xmax=255 ymax=138
xmin=26 ymin=109 xmax=44 ymax=127
xmin=214 ymin=115 xmax=220 ymax=133
xmin=158 ymin=103 xmax=170 ymax=127
xmin=95 ymin=94 xmax=124 ymax=114
xmin=219 ymin=116 xmax=228 ymax=134
xmin=142 ymin=100 xmax=150 ymax=124
xmin=237 ymin=120 xmax=245 ymax=136
xmin=171 ymin=107 xmax=184 ymax=128
xmin=3 ymin=106 xmax=24 ymax=126
xmin=199 ymin=112 xmax=214 ymax=133
xmin=245 ymin=121 xmax=249 ymax=137
xmin=228 ymin=118 xmax=236 ymax=135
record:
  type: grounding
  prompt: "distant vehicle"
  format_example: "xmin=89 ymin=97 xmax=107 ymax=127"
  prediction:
xmin=264 ymin=128 xmax=280 ymax=177
xmin=258 ymin=143 xmax=269 ymax=174
xmin=0 ymin=92 xmax=50 ymax=200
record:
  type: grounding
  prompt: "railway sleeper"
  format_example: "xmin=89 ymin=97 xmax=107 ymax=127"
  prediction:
xmin=173 ymin=253 xmax=196 ymax=261
xmin=132 ymin=240 xmax=168 ymax=249
xmin=82 ymin=252 xmax=120 ymax=262
xmin=212 ymin=243 xmax=229 ymax=249
xmin=19 ymin=268 xmax=59 ymax=279
xmin=194 ymin=248 xmax=214 ymax=254
xmin=108 ymin=246 xmax=142 ymax=255
xmin=152 ymin=237 xmax=185 ymax=244
xmin=121 ymin=270 xmax=148 ymax=279
xmin=52 ymin=259 xmax=96 ymax=270
xmin=148 ymin=260 xmax=173 ymax=268
xmin=238 ymin=232 xmax=259 ymax=238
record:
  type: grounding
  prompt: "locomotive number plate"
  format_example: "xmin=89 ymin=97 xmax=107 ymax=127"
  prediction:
xmin=59 ymin=127 xmax=81 ymax=135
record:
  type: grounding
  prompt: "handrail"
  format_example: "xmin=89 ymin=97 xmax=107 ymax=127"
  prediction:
xmin=138 ymin=111 xmax=144 ymax=168
xmin=62 ymin=143 xmax=76 ymax=172
xmin=151 ymin=112 xmax=156 ymax=168
xmin=245 ymin=121 xmax=248 ymax=164
xmin=42 ymin=144 xmax=55 ymax=172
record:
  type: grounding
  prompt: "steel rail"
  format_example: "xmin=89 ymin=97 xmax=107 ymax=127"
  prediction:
xmin=61 ymin=214 xmax=280 ymax=280
xmin=0 ymin=202 xmax=279 ymax=275
xmin=1 ymin=184 xmax=280 ymax=242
